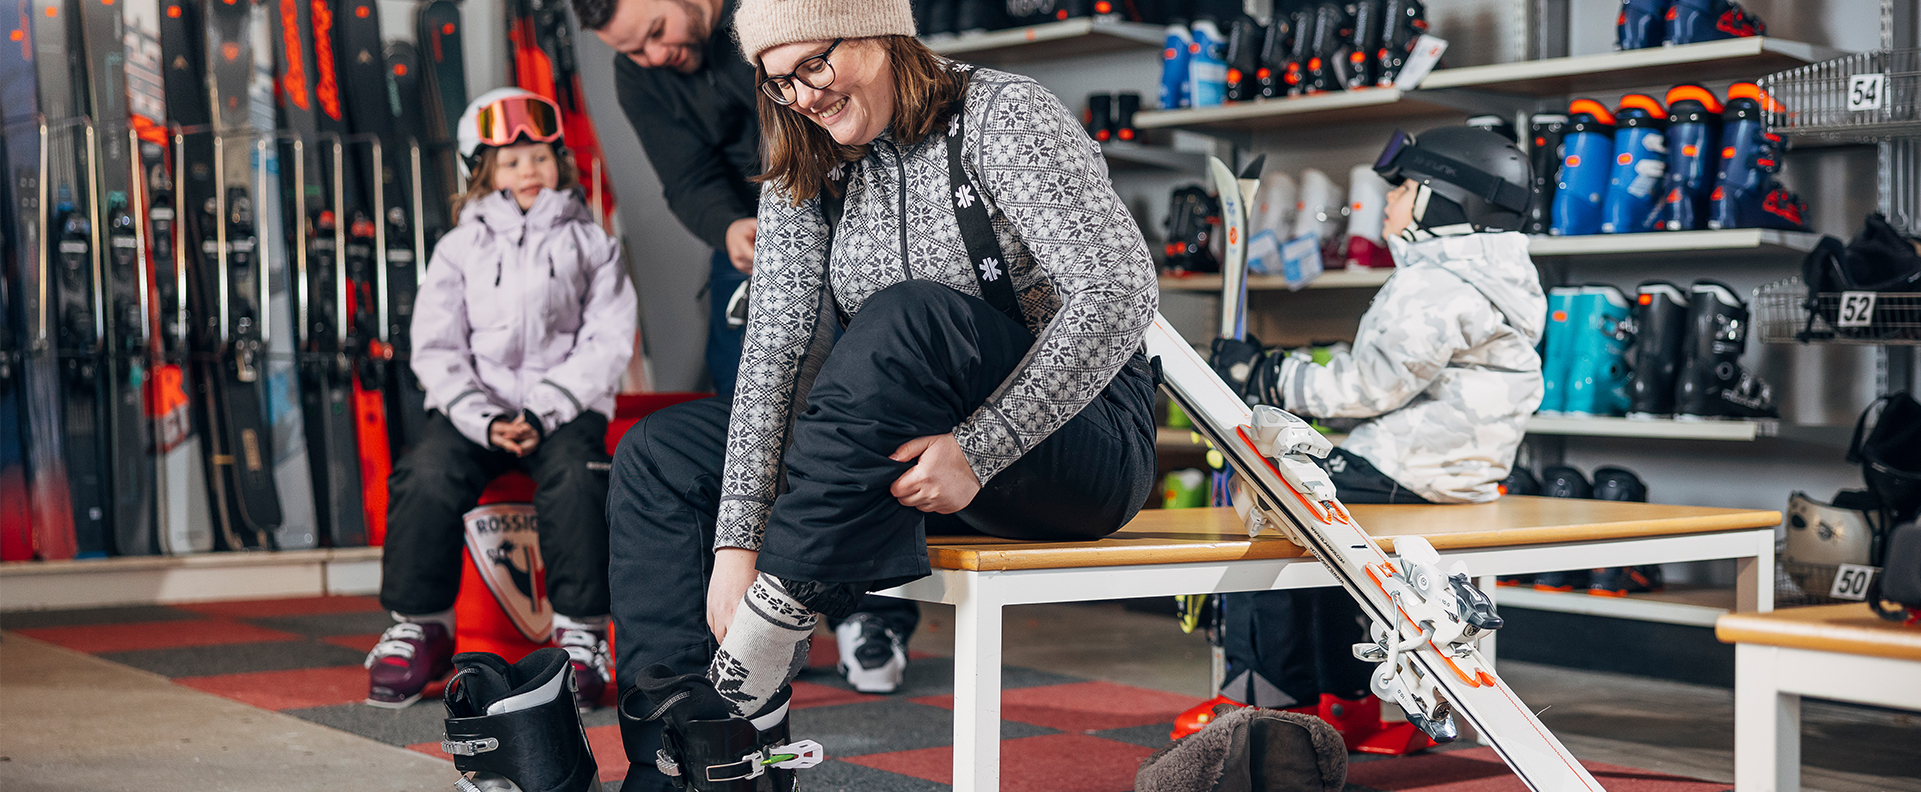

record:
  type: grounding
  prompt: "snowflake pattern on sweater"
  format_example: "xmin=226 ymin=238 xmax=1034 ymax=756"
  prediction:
xmin=712 ymin=68 xmax=1158 ymax=552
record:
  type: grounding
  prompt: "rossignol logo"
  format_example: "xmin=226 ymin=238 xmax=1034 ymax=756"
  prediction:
xmin=463 ymin=503 xmax=551 ymax=643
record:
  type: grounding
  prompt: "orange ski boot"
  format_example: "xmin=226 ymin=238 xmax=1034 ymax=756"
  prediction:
xmin=1318 ymin=693 xmax=1437 ymax=755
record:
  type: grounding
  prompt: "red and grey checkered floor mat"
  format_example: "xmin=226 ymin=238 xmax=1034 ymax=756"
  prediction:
xmin=2 ymin=596 xmax=1730 ymax=792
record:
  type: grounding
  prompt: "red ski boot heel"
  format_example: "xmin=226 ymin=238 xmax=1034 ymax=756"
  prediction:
xmin=1318 ymin=693 xmax=1437 ymax=755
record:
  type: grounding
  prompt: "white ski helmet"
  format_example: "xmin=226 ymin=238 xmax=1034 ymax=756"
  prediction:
xmin=458 ymin=87 xmax=567 ymax=172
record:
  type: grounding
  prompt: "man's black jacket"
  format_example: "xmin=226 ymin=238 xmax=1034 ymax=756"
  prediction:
xmin=614 ymin=1 xmax=761 ymax=251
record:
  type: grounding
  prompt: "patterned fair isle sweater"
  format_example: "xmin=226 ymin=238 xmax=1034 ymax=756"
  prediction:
xmin=714 ymin=66 xmax=1159 ymax=552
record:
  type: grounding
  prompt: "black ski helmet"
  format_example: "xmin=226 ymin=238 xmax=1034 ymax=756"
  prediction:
xmin=1373 ymin=125 xmax=1533 ymax=234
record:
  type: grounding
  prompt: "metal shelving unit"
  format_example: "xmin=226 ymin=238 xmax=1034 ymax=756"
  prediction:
xmin=1100 ymin=141 xmax=1207 ymax=173
xmin=1137 ymin=37 xmax=1838 ymax=137
xmin=924 ymin=17 xmax=1163 ymax=65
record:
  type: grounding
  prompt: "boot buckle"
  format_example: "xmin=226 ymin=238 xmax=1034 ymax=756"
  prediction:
xmin=440 ymin=737 xmax=499 ymax=756
xmin=655 ymin=749 xmax=682 ymax=777
xmin=767 ymin=740 xmax=825 ymax=770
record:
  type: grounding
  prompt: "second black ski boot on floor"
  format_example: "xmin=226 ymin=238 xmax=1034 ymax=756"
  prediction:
xmin=1588 ymin=467 xmax=1665 ymax=596
xmin=441 ymin=648 xmax=601 ymax=792
xmin=1626 ymin=282 xmax=1688 ymax=419
xmin=1676 ymin=280 xmax=1776 ymax=419
xmin=629 ymin=666 xmax=821 ymax=791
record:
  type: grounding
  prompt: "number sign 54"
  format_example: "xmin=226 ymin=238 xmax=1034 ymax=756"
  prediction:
xmin=1849 ymin=73 xmax=1886 ymax=111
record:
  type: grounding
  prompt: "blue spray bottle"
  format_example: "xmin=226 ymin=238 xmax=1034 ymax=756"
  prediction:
xmin=1160 ymin=16 xmax=1194 ymax=110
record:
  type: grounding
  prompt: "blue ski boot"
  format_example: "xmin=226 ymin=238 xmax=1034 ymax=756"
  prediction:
xmin=1666 ymin=0 xmax=1765 ymax=45
xmin=1709 ymin=82 xmax=1808 ymax=231
xmin=1615 ymin=0 xmax=1670 ymax=49
xmin=1601 ymin=94 xmax=1667 ymax=235
xmin=1564 ymin=285 xmax=1632 ymax=417
xmin=1538 ymin=285 xmax=1581 ymax=415
xmin=1658 ymin=85 xmax=1724 ymax=231
xmin=1549 ymin=99 xmax=1615 ymax=236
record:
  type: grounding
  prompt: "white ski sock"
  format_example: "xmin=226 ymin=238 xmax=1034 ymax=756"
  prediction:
xmin=709 ymin=573 xmax=817 ymax=718
xmin=394 ymin=609 xmax=455 ymax=632
xmin=552 ymin=613 xmax=609 ymax=632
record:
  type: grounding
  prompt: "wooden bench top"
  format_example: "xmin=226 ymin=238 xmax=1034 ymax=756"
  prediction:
xmin=1716 ymin=604 xmax=1921 ymax=661
xmin=926 ymin=495 xmax=1781 ymax=572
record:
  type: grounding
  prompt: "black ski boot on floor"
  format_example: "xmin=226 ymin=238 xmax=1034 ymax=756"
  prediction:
xmin=1676 ymin=280 xmax=1776 ymax=419
xmin=1626 ymin=281 xmax=1688 ymax=419
xmin=441 ymin=648 xmax=601 ymax=792
xmin=627 ymin=666 xmax=821 ymax=791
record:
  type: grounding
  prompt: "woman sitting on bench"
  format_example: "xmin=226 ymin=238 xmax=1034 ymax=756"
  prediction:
xmin=605 ymin=2 xmax=1159 ymax=788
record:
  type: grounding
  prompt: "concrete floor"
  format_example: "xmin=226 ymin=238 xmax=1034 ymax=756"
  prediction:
xmin=4 ymin=600 xmax=1918 ymax=791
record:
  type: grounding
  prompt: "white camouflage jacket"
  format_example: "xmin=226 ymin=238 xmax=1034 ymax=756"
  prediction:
xmin=1278 ymin=232 xmax=1545 ymax=503
xmin=717 ymin=67 xmax=1159 ymax=552
xmin=410 ymin=188 xmax=637 ymax=448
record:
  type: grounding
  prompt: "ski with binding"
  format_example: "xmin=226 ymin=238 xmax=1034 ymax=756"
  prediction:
xmin=4 ymin=0 xmax=59 ymax=560
xmin=274 ymin=0 xmax=364 ymax=547
xmin=205 ymin=0 xmax=282 ymax=547
xmin=35 ymin=0 xmax=109 ymax=559
xmin=314 ymin=0 xmax=390 ymax=544
xmin=80 ymin=0 xmax=161 ymax=556
xmin=510 ymin=0 xmax=616 ymax=231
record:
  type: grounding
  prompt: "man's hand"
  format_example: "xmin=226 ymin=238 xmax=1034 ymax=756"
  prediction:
xmin=889 ymin=433 xmax=981 ymax=514
xmin=488 ymin=416 xmax=541 ymax=457
xmin=707 ymin=547 xmax=759 ymax=643
xmin=725 ymin=217 xmax=757 ymax=275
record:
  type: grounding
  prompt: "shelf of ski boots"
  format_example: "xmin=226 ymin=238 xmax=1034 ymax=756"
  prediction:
xmin=925 ymin=15 xmax=1164 ymax=64
xmin=1136 ymin=0 xmax=1833 ymax=139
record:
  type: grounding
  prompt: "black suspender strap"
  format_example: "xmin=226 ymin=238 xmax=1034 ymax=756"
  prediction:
xmin=943 ymin=85 xmax=1026 ymax=327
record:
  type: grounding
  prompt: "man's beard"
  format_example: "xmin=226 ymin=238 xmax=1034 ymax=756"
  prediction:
xmin=670 ymin=0 xmax=711 ymax=73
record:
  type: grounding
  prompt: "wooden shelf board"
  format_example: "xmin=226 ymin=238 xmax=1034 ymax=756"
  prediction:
xmin=1527 ymin=229 xmax=1821 ymax=258
xmin=1495 ymin=583 xmax=1736 ymax=627
xmin=1526 ymin=415 xmax=1773 ymax=440
xmin=925 ymin=17 xmax=1163 ymax=64
xmin=1158 ymin=268 xmax=1394 ymax=292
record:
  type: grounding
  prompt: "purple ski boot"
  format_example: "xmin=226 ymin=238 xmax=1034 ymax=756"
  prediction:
xmin=554 ymin=620 xmax=612 ymax=713
xmin=364 ymin=620 xmax=456 ymax=708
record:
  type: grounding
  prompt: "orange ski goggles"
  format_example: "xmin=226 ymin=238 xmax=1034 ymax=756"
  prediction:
xmin=473 ymin=94 xmax=564 ymax=149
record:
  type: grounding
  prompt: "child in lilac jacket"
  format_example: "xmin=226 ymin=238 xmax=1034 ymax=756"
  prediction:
xmin=364 ymin=89 xmax=635 ymax=713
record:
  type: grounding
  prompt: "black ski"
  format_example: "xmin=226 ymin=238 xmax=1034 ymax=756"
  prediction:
xmin=204 ymin=0 xmax=281 ymax=547
xmin=127 ymin=0 xmax=215 ymax=553
xmin=35 ymin=0 xmax=111 ymax=558
xmin=314 ymin=0 xmax=392 ymax=545
xmin=2 ymin=3 xmax=40 ymax=560
xmin=272 ymin=0 xmax=365 ymax=547
xmin=416 ymin=0 xmax=466 ymax=230
xmin=81 ymin=0 xmax=160 ymax=556
xmin=336 ymin=0 xmax=425 ymax=459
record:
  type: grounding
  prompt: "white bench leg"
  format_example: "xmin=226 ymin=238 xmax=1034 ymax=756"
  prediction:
xmin=952 ymin=575 xmax=1004 ymax=792
xmin=1735 ymin=644 xmax=1800 ymax=792
xmin=1736 ymin=531 xmax=1775 ymax=613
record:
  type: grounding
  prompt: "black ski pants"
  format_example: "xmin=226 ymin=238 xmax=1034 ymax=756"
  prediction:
xmin=379 ymin=411 xmax=611 ymax=618
xmin=607 ymin=281 xmax=1157 ymax=791
xmin=1221 ymin=448 xmax=1433 ymax=707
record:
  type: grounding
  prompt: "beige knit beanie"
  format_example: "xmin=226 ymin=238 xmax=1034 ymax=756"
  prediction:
xmin=733 ymin=0 xmax=916 ymax=64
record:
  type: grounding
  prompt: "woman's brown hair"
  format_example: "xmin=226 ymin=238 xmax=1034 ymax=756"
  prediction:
xmin=451 ymin=142 xmax=582 ymax=217
xmin=754 ymin=35 xmax=965 ymax=205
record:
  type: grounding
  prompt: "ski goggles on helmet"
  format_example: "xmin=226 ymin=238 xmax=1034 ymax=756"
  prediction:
xmin=1372 ymin=128 xmax=1531 ymax=214
xmin=472 ymin=94 xmax=564 ymax=149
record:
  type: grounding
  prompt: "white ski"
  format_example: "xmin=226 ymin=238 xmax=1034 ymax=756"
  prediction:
xmin=1146 ymin=317 xmax=1605 ymax=791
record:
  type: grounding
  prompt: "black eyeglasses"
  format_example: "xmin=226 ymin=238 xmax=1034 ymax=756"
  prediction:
xmin=759 ymin=39 xmax=843 ymax=105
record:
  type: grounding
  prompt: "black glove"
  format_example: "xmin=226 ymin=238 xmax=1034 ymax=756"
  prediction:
xmin=1208 ymin=335 xmax=1265 ymax=403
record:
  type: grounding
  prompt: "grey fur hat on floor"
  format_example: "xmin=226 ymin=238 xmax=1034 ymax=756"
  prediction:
xmin=1135 ymin=704 xmax=1347 ymax=792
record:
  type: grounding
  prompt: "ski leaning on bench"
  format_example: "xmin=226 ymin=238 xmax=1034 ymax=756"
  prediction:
xmin=1147 ymin=156 xmax=1604 ymax=791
